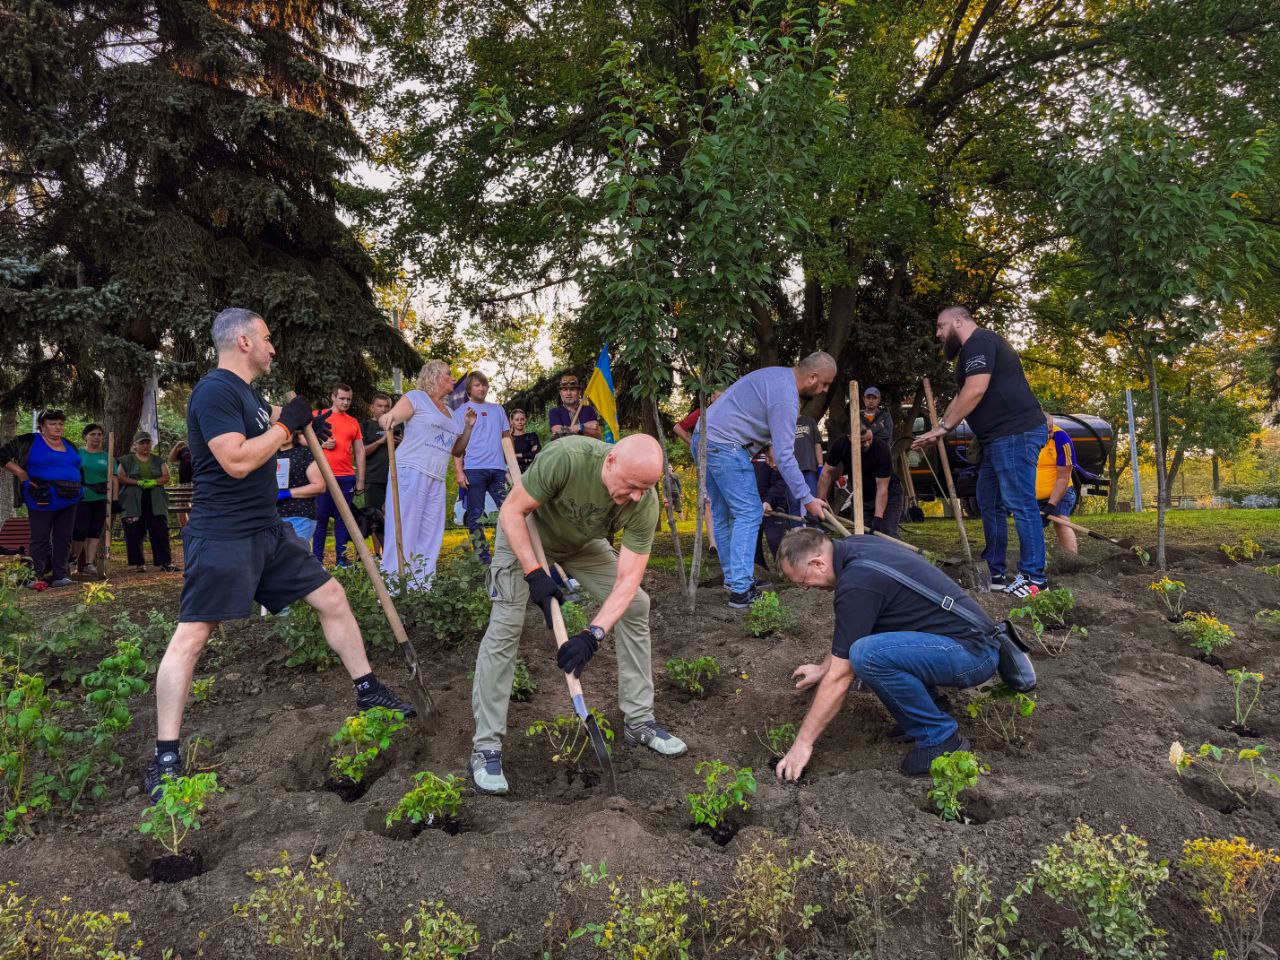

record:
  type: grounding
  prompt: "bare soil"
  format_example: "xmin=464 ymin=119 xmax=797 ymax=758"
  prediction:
xmin=4 ymin=539 xmax=1280 ymax=957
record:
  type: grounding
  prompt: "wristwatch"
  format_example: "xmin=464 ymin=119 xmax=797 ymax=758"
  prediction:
xmin=586 ymin=624 xmax=606 ymax=643
xmin=938 ymin=417 xmax=950 ymax=432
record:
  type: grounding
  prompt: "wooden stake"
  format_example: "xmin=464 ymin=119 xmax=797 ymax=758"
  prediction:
xmin=922 ymin=377 xmax=973 ymax=566
xmin=850 ymin=381 xmax=864 ymax=535
xmin=99 ymin=432 xmax=115 ymax=578
xmin=386 ymin=424 xmax=406 ymax=576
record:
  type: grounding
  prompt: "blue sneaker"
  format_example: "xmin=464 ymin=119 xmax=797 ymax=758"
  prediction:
xmin=144 ymin=750 xmax=184 ymax=804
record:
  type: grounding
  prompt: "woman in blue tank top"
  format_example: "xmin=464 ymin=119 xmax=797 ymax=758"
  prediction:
xmin=0 ymin=410 xmax=83 ymax=586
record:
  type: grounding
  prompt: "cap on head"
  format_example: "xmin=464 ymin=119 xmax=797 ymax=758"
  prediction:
xmin=134 ymin=431 xmax=153 ymax=444
xmin=559 ymin=375 xmax=580 ymax=390
xmin=865 ymin=386 xmax=881 ymax=397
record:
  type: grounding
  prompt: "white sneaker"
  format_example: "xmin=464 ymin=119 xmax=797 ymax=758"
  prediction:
xmin=1003 ymin=574 xmax=1043 ymax=598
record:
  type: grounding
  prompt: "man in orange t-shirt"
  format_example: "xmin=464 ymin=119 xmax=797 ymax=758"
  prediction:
xmin=310 ymin=383 xmax=365 ymax=567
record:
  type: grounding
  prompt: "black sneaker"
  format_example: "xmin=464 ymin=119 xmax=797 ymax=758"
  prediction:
xmin=989 ymin=574 xmax=1006 ymax=588
xmin=728 ymin=586 xmax=763 ymax=609
xmin=355 ymin=680 xmax=417 ymax=718
xmin=144 ymin=750 xmax=184 ymax=804
xmin=900 ymin=731 xmax=971 ymax=778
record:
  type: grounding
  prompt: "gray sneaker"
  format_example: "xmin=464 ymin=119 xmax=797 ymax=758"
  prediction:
xmin=49 ymin=578 xmax=75 ymax=588
xmin=470 ymin=749 xmax=509 ymax=795
xmin=624 ymin=720 xmax=688 ymax=757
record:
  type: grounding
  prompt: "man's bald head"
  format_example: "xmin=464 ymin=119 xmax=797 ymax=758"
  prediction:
xmin=601 ymin=434 xmax=664 ymax=505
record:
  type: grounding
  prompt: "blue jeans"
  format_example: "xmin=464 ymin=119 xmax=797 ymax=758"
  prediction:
xmin=464 ymin=468 xmax=509 ymax=562
xmin=283 ymin=515 xmax=317 ymax=545
xmin=785 ymin=471 xmax=820 ymax=528
xmin=976 ymin=425 xmax=1048 ymax=583
xmin=849 ymin=631 xmax=998 ymax=747
xmin=312 ymin=474 xmax=356 ymax=564
xmin=700 ymin=441 xmax=762 ymax=594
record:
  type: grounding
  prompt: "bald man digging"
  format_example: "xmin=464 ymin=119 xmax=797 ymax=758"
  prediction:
xmin=470 ymin=434 xmax=686 ymax=794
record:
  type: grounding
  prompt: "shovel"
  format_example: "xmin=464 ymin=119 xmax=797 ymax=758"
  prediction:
xmin=818 ymin=507 xmax=926 ymax=554
xmin=501 ymin=437 xmax=617 ymax=795
xmin=1048 ymin=514 xmax=1139 ymax=550
xmin=922 ymin=378 xmax=989 ymax=592
xmin=291 ymin=396 xmax=439 ymax=733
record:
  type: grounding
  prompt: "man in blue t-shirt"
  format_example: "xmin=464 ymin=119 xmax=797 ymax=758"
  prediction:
xmin=548 ymin=374 xmax=601 ymax=440
xmin=452 ymin=371 xmax=511 ymax=564
xmin=143 ymin=307 xmax=415 ymax=804
xmin=771 ymin=528 xmax=999 ymax=780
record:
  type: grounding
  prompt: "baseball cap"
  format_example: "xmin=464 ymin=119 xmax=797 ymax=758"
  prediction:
xmin=559 ymin=375 xmax=580 ymax=389
xmin=864 ymin=386 xmax=881 ymax=397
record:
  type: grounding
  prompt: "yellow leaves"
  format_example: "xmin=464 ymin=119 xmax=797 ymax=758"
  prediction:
xmin=82 ymin=582 xmax=115 ymax=606
xmin=1168 ymin=741 xmax=1192 ymax=771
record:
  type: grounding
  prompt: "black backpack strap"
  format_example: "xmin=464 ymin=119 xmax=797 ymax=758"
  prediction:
xmin=854 ymin=558 xmax=995 ymax=638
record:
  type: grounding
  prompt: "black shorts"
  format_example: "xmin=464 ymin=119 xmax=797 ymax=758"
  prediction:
xmin=178 ymin=521 xmax=331 ymax=622
xmin=73 ymin=500 xmax=107 ymax=540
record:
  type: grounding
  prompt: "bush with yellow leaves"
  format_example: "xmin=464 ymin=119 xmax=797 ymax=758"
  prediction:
xmin=0 ymin=881 xmax=141 ymax=960
xmin=1179 ymin=836 xmax=1280 ymax=960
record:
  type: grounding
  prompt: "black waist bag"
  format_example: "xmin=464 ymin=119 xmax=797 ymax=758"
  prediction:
xmin=86 ymin=481 xmax=109 ymax=496
xmin=53 ymin=480 xmax=82 ymax=499
xmin=855 ymin=558 xmax=1037 ymax=693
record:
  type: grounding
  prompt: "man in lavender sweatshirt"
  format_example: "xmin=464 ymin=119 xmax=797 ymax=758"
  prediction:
xmin=698 ymin=353 xmax=837 ymax=608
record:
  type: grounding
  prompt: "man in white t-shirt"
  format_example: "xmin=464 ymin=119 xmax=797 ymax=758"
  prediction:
xmin=453 ymin=371 xmax=512 ymax=564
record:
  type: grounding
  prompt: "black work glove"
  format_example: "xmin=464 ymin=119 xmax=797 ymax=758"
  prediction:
xmin=869 ymin=515 xmax=882 ymax=534
xmin=278 ymin=397 xmax=333 ymax=445
xmin=1039 ymin=501 xmax=1055 ymax=528
xmin=523 ymin=568 xmax=564 ymax=629
xmin=557 ymin=629 xmax=599 ymax=678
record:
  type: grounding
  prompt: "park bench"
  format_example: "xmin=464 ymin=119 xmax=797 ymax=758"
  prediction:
xmin=167 ymin=483 xmax=194 ymax=529
xmin=0 ymin=516 xmax=30 ymax=557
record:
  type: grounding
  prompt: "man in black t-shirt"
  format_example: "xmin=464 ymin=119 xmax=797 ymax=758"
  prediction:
xmin=820 ymin=426 xmax=904 ymax=539
xmin=771 ymin=528 xmax=998 ymax=780
xmin=144 ymin=308 xmax=415 ymax=804
xmin=912 ymin=306 xmax=1047 ymax=597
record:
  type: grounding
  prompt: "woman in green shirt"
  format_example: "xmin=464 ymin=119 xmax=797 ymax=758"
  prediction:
xmin=72 ymin=423 xmax=110 ymax=575
xmin=117 ymin=432 xmax=175 ymax=572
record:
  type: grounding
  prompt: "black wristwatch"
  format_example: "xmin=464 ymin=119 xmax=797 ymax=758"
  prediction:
xmin=586 ymin=624 xmax=606 ymax=643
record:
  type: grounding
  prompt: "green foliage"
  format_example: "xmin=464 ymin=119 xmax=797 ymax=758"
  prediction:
xmin=1170 ymin=741 xmax=1280 ymax=808
xmin=68 ymin=639 xmax=150 ymax=807
xmin=385 ymin=772 xmax=465 ymax=829
xmin=510 ymin=659 xmax=537 ymax=702
xmin=526 ymin=711 xmax=614 ymax=768
xmin=928 ymin=751 xmax=987 ymax=823
xmin=21 ymin=582 xmax=113 ymax=684
xmin=965 ymin=684 xmax=1036 ymax=747
xmin=328 ymin=708 xmax=406 ymax=784
xmin=1030 ymin=822 xmax=1168 ymax=960
xmin=111 ymin=608 xmax=177 ymax=664
xmin=1179 ymin=836 xmax=1280 ymax=960
xmin=138 ymin=773 xmax=223 ymax=857
xmin=576 ymin=862 xmax=708 ymax=960
xmin=948 ymin=855 xmax=1040 ymax=960
xmin=1256 ymin=609 xmax=1280 ymax=625
xmin=815 ymin=832 xmax=927 ymax=960
xmin=718 ymin=837 xmax=822 ymax=957
xmin=191 ymin=676 xmax=216 ymax=705
xmin=1220 ymin=537 xmax=1264 ymax=563
xmin=1226 ymin=670 xmax=1264 ymax=729
xmin=371 ymin=900 xmax=480 ymax=959
xmin=0 ymin=881 xmax=141 ymax=960
xmin=393 ymin=550 xmax=492 ymax=646
xmin=744 ymin=592 xmax=796 ymax=638
xmin=1147 ymin=578 xmax=1186 ymax=619
xmin=687 ymin=760 xmax=756 ymax=829
xmin=1176 ymin=613 xmax=1236 ymax=657
xmin=234 ymin=853 xmax=357 ymax=960
xmin=559 ymin=601 xmax=588 ymax=637
xmin=1011 ymin=588 xmax=1085 ymax=658
xmin=664 ymin=656 xmax=720 ymax=697
xmin=758 ymin=723 xmax=798 ymax=759
xmin=1260 ymin=564 xmax=1280 ymax=578
xmin=0 ymin=657 xmax=69 ymax=843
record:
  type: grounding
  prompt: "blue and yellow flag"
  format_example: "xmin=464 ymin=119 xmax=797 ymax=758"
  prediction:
xmin=584 ymin=343 xmax=621 ymax=443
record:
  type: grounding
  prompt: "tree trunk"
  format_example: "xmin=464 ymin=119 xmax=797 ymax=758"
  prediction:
xmin=1211 ymin=454 xmax=1219 ymax=492
xmin=1146 ymin=348 xmax=1167 ymax=569
xmin=1165 ymin=446 xmax=1186 ymax=501
xmin=0 ymin=406 xmax=14 ymax=523
xmin=751 ymin=296 xmax=779 ymax=367
xmin=104 ymin=377 xmax=145 ymax=448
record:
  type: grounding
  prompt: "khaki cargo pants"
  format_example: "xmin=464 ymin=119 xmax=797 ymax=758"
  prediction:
xmin=471 ymin=525 xmax=654 ymax=752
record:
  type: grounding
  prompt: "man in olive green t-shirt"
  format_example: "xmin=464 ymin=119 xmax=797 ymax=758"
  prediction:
xmin=470 ymin=434 xmax=687 ymax=795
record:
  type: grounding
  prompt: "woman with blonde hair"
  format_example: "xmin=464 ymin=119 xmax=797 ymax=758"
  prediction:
xmin=378 ymin=361 xmax=476 ymax=588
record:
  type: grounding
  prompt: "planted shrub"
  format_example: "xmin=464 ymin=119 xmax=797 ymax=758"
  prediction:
xmin=138 ymin=773 xmax=223 ymax=857
xmin=1147 ymin=578 xmax=1186 ymax=619
xmin=510 ymin=659 xmax=537 ymax=702
xmin=947 ymin=855 xmax=1036 ymax=960
xmin=1176 ymin=613 xmax=1235 ymax=658
xmin=328 ymin=707 xmax=406 ymax=785
xmin=1030 ymin=822 xmax=1168 ymax=960
xmin=526 ymin=711 xmax=614 ymax=767
xmin=664 ymin=656 xmax=720 ymax=697
xmin=1220 ymin=536 xmax=1263 ymax=563
xmin=719 ymin=837 xmax=821 ymax=957
xmin=1179 ymin=836 xmax=1280 ymax=960
xmin=688 ymin=759 xmax=756 ymax=830
xmin=234 ymin=852 xmax=356 ymax=960
xmin=385 ymin=772 xmax=466 ymax=830
xmin=0 ymin=881 xmax=141 ymax=959
xmin=1170 ymin=741 xmax=1280 ymax=808
xmin=371 ymin=900 xmax=481 ymax=959
xmin=928 ymin=751 xmax=987 ymax=822
xmin=757 ymin=723 xmax=798 ymax=758
xmin=70 ymin=638 xmax=150 ymax=807
xmin=576 ymin=862 xmax=708 ymax=960
xmin=1226 ymin=669 xmax=1264 ymax=732
xmin=1255 ymin=609 xmax=1280 ymax=625
xmin=965 ymin=684 xmax=1036 ymax=746
xmin=394 ymin=549 xmax=493 ymax=645
xmin=111 ymin=607 xmax=176 ymax=663
xmin=1011 ymin=588 xmax=1084 ymax=658
xmin=191 ymin=676 xmax=216 ymax=704
xmin=744 ymin=591 xmax=795 ymax=637
xmin=814 ymin=832 xmax=926 ymax=960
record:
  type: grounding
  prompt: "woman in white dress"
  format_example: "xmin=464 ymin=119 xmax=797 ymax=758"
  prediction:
xmin=379 ymin=360 xmax=476 ymax=589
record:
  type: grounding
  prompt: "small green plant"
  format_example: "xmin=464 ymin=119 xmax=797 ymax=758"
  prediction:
xmin=1170 ymin=741 xmax=1280 ymax=808
xmin=510 ymin=659 xmax=537 ymax=702
xmin=0 ymin=881 xmax=142 ymax=959
xmin=526 ymin=710 xmax=614 ymax=767
xmin=138 ymin=773 xmax=223 ymax=857
xmin=24 ymin=582 xmax=113 ymax=683
xmin=234 ymin=852 xmax=356 ymax=960
xmin=1132 ymin=545 xmax=1151 ymax=566
xmin=1226 ymin=669 xmax=1264 ymax=730
xmin=744 ymin=591 xmax=795 ymax=637
xmin=371 ymin=900 xmax=480 ymax=959
xmin=1176 ymin=612 xmax=1235 ymax=657
xmin=687 ymin=759 xmax=756 ymax=829
xmin=576 ymin=862 xmax=709 ymax=960
xmin=1147 ymin=578 xmax=1186 ymax=619
xmin=664 ymin=656 xmax=720 ymax=697
xmin=328 ymin=707 xmax=406 ymax=784
xmin=1261 ymin=563 xmax=1280 ymax=577
xmin=1179 ymin=836 xmax=1280 ymax=960
xmin=559 ymin=600 xmax=588 ymax=636
xmin=1031 ymin=822 xmax=1168 ymax=960
xmin=1221 ymin=536 xmax=1264 ymax=563
xmin=385 ymin=772 xmax=466 ymax=829
xmin=947 ymin=855 xmax=1039 ymax=960
xmin=111 ymin=607 xmax=177 ymax=663
xmin=1255 ymin=609 xmax=1280 ymax=625
xmin=757 ymin=723 xmax=798 ymax=758
xmin=718 ymin=837 xmax=821 ymax=956
xmin=0 ymin=657 xmax=70 ymax=842
xmin=965 ymin=684 xmax=1036 ymax=746
xmin=928 ymin=751 xmax=987 ymax=822
xmin=815 ymin=832 xmax=927 ymax=959
xmin=191 ymin=676 xmax=216 ymax=704
xmin=1010 ymin=588 xmax=1084 ymax=657
xmin=68 ymin=638 xmax=150 ymax=807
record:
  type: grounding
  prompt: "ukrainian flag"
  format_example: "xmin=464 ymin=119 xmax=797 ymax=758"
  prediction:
xmin=584 ymin=343 xmax=621 ymax=443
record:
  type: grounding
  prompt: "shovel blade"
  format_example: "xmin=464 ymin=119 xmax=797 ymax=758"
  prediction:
xmin=583 ymin=714 xmax=618 ymax=795
xmin=400 ymin=640 xmax=440 ymax=735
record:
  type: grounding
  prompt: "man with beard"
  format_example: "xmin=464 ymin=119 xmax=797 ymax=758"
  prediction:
xmin=698 ymin=353 xmax=836 ymax=608
xmin=912 ymin=306 xmax=1047 ymax=597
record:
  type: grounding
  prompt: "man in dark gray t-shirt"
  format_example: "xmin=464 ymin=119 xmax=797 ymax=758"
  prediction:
xmin=787 ymin=415 xmax=823 ymax=526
